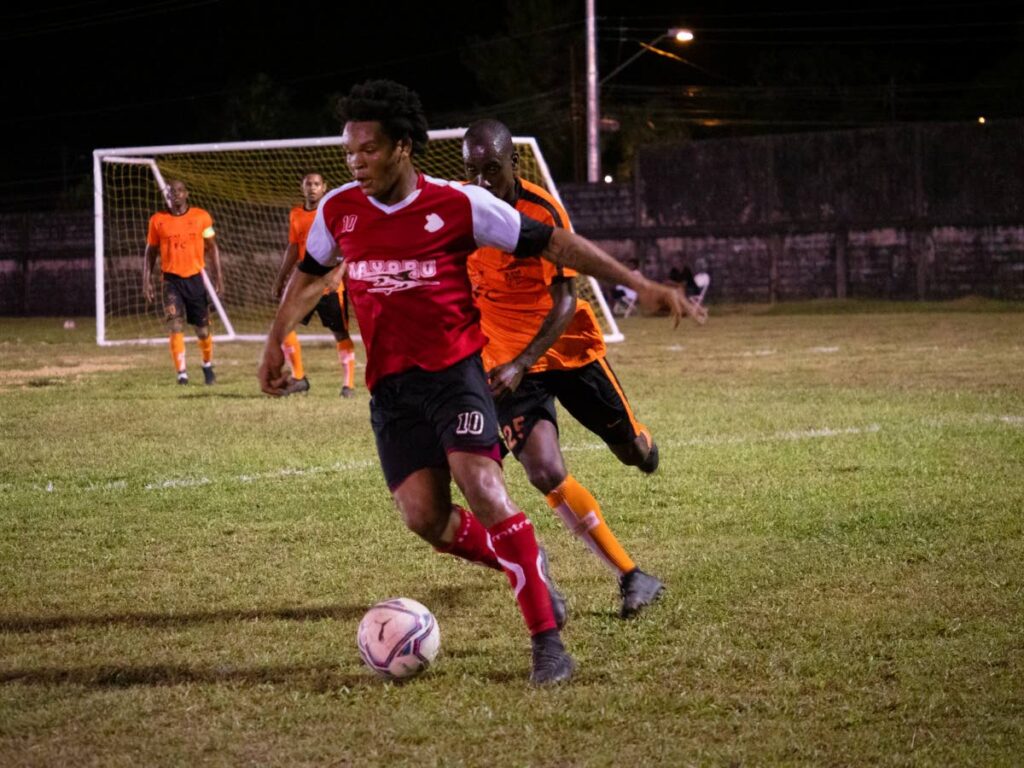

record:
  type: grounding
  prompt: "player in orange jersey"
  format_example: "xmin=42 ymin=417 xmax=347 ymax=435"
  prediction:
xmin=463 ymin=119 xmax=707 ymax=618
xmin=271 ymin=172 xmax=357 ymax=397
xmin=142 ymin=179 xmax=223 ymax=385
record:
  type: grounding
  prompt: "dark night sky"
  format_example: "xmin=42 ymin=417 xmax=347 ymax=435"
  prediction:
xmin=2 ymin=0 xmax=1022 ymax=210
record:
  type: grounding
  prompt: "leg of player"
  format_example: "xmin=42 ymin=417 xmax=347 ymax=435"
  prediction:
xmin=196 ymin=325 xmax=215 ymax=385
xmin=417 ymin=485 xmax=567 ymax=632
xmin=169 ymin=320 xmax=187 ymax=385
xmin=608 ymin=425 xmax=659 ymax=474
xmin=335 ymin=332 xmax=356 ymax=398
xmin=334 ymin=292 xmax=356 ymax=398
xmin=164 ymin=284 xmax=188 ymax=384
xmin=281 ymin=331 xmax=309 ymax=392
xmin=448 ymin=451 xmax=574 ymax=684
xmin=519 ymin=421 xmax=664 ymax=619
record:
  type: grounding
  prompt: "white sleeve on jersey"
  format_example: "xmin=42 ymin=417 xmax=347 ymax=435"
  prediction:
xmin=454 ymin=182 xmax=522 ymax=253
xmin=305 ymin=188 xmax=345 ymax=267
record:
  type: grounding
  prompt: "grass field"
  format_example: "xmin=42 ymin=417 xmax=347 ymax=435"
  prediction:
xmin=1 ymin=301 xmax=1022 ymax=767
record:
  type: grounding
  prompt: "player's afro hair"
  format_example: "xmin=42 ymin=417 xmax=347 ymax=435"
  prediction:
xmin=337 ymin=80 xmax=430 ymax=156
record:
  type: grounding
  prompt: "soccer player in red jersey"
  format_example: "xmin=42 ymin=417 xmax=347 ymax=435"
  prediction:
xmin=257 ymin=80 xmax=698 ymax=685
xmin=142 ymin=179 xmax=224 ymax=385
xmin=271 ymin=172 xmax=358 ymax=397
xmin=463 ymin=119 xmax=706 ymax=618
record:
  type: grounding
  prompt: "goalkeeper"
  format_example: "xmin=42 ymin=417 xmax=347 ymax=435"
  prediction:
xmin=271 ymin=172 xmax=357 ymax=398
xmin=463 ymin=119 xmax=706 ymax=619
xmin=142 ymin=179 xmax=223 ymax=385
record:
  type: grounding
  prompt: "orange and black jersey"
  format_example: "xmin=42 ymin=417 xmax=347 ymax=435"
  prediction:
xmin=467 ymin=178 xmax=605 ymax=373
xmin=290 ymin=205 xmax=343 ymax=297
xmin=147 ymin=207 xmax=214 ymax=278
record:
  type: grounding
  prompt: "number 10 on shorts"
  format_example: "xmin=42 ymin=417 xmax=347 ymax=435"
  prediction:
xmin=455 ymin=411 xmax=485 ymax=435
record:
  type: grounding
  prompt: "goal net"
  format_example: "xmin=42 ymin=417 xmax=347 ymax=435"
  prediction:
xmin=94 ymin=131 xmax=623 ymax=346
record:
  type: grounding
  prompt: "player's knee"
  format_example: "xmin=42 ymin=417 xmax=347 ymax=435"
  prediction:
xmin=526 ymin=465 xmax=566 ymax=495
xmin=168 ymin=317 xmax=185 ymax=333
xmin=610 ymin=437 xmax=648 ymax=467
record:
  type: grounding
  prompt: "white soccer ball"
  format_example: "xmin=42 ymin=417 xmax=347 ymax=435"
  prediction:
xmin=356 ymin=597 xmax=440 ymax=680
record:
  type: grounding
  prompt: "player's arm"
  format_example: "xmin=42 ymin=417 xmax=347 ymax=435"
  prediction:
xmin=205 ymin=235 xmax=223 ymax=296
xmin=258 ymin=250 xmax=344 ymax=396
xmin=272 ymin=243 xmax=300 ymax=301
xmin=489 ymin=277 xmax=576 ymax=399
xmin=464 ymin=183 xmax=705 ymax=328
xmin=142 ymin=244 xmax=160 ymax=304
xmin=539 ymin=227 xmax=706 ymax=327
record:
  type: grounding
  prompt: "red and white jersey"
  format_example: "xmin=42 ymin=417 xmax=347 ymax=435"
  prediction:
xmin=305 ymin=173 xmax=525 ymax=391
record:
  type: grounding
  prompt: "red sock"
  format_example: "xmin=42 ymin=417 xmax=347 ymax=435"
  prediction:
xmin=488 ymin=512 xmax=557 ymax=636
xmin=436 ymin=505 xmax=501 ymax=570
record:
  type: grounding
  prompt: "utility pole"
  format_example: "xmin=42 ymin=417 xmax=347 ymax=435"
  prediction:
xmin=586 ymin=0 xmax=599 ymax=183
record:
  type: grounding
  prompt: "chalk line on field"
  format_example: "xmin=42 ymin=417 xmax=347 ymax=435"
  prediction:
xmin=25 ymin=415 xmax=1019 ymax=496
xmin=562 ymin=423 xmax=881 ymax=453
xmin=923 ymin=413 xmax=1024 ymax=429
xmin=28 ymin=459 xmax=378 ymax=496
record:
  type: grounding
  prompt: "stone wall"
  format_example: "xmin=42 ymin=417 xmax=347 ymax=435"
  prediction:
xmin=3 ymin=119 xmax=1024 ymax=316
xmin=0 ymin=212 xmax=94 ymax=315
xmin=560 ymin=119 xmax=1024 ymax=302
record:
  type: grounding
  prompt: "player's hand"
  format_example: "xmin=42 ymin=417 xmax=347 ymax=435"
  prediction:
xmin=488 ymin=360 xmax=527 ymax=400
xmin=271 ymin=281 xmax=284 ymax=301
xmin=214 ymin=276 xmax=225 ymax=298
xmin=143 ymin=281 xmax=154 ymax=304
xmin=258 ymin=340 xmax=290 ymax=396
xmin=638 ymin=283 xmax=707 ymax=327
xmin=683 ymin=294 xmax=708 ymax=325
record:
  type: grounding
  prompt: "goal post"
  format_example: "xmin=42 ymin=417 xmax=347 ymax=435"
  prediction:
xmin=93 ymin=131 xmax=623 ymax=346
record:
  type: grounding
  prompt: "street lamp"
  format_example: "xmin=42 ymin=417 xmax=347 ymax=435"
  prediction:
xmin=585 ymin=12 xmax=694 ymax=182
xmin=599 ymin=28 xmax=694 ymax=87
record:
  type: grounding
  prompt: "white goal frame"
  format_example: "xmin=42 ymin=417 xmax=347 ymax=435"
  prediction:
xmin=93 ymin=130 xmax=623 ymax=346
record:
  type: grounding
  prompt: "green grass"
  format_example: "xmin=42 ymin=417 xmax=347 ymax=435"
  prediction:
xmin=1 ymin=304 xmax=1022 ymax=767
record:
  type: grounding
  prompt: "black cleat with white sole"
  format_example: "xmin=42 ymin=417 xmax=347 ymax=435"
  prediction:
xmin=529 ymin=629 xmax=575 ymax=685
xmin=619 ymin=568 xmax=665 ymax=618
xmin=283 ymin=376 xmax=310 ymax=395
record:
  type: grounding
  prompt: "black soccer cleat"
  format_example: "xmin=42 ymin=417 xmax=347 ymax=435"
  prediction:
xmin=529 ymin=630 xmax=575 ymax=685
xmin=176 ymin=371 xmax=189 ymax=385
xmin=619 ymin=568 xmax=665 ymax=619
xmin=537 ymin=546 xmax=568 ymax=630
xmin=202 ymin=365 xmax=216 ymax=385
xmin=283 ymin=376 xmax=310 ymax=395
xmin=341 ymin=385 xmax=355 ymax=398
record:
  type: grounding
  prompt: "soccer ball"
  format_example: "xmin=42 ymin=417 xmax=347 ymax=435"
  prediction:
xmin=356 ymin=597 xmax=440 ymax=680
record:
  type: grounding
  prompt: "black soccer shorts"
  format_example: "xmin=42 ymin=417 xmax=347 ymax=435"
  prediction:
xmin=300 ymin=290 xmax=350 ymax=335
xmin=162 ymin=272 xmax=210 ymax=327
xmin=497 ymin=357 xmax=642 ymax=457
xmin=370 ymin=353 xmax=502 ymax=490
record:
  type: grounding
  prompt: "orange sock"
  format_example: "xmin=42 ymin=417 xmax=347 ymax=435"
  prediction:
xmin=337 ymin=339 xmax=355 ymax=389
xmin=169 ymin=332 xmax=186 ymax=373
xmin=282 ymin=331 xmax=304 ymax=379
xmin=197 ymin=335 xmax=213 ymax=365
xmin=545 ymin=474 xmax=636 ymax=575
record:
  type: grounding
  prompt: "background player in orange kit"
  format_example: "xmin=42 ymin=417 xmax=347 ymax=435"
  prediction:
xmin=142 ymin=179 xmax=223 ymax=385
xmin=463 ymin=119 xmax=706 ymax=617
xmin=271 ymin=172 xmax=358 ymax=397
